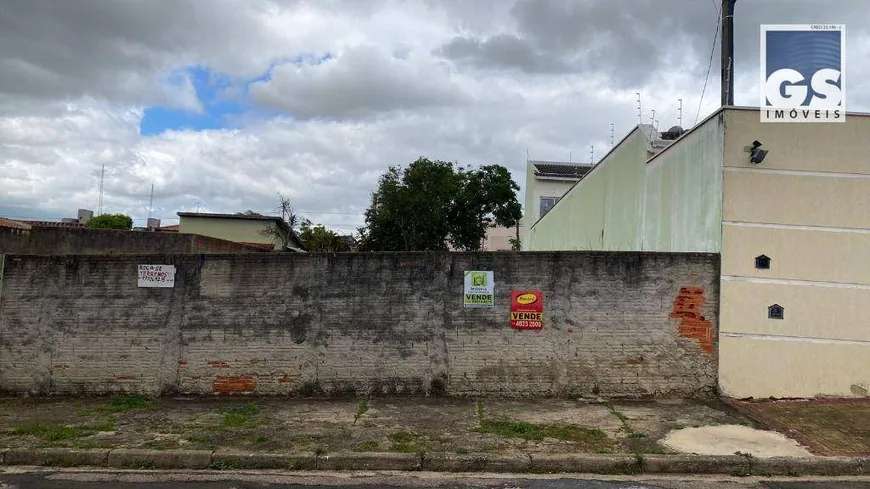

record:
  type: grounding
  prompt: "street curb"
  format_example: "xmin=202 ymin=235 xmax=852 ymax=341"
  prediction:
xmin=423 ymin=453 xmax=529 ymax=472
xmin=0 ymin=448 xmax=866 ymax=475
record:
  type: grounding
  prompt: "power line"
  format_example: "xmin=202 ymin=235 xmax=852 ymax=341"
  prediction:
xmin=695 ymin=9 xmax=721 ymax=125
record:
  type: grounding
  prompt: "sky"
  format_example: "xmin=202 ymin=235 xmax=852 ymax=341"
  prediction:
xmin=2 ymin=0 xmax=869 ymax=232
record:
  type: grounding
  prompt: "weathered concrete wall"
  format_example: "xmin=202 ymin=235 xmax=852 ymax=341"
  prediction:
xmin=0 ymin=252 xmax=720 ymax=397
xmin=0 ymin=228 xmax=270 ymax=255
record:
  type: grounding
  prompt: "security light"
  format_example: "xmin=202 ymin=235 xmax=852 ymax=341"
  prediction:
xmin=750 ymin=140 xmax=768 ymax=164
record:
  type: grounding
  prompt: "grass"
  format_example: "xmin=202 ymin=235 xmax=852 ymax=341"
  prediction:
xmin=254 ymin=435 xmax=268 ymax=443
xmin=628 ymin=432 xmax=647 ymax=439
xmin=353 ymin=399 xmax=370 ymax=425
xmin=353 ymin=440 xmax=380 ymax=452
xmin=103 ymin=396 xmax=152 ymax=413
xmin=220 ymin=403 xmax=260 ymax=428
xmin=388 ymin=431 xmax=425 ymax=454
xmin=476 ymin=420 xmax=606 ymax=443
xmin=11 ymin=422 xmax=104 ymax=441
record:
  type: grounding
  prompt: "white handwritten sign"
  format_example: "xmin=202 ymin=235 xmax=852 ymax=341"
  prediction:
xmin=138 ymin=264 xmax=176 ymax=288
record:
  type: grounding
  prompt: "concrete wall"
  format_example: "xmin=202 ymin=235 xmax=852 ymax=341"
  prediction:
xmin=0 ymin=252 xmax=720 ymax=397
xmin=718 ymin=108 xmax=870 ymax=398
xmin=0 ymin=227 xmax=270 ymax=255
xmin=178 ymin=216 xmax=281 ymax=250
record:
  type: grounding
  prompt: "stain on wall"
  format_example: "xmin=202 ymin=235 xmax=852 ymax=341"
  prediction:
xmin=0 ymin=252 xmax=720 ymax=397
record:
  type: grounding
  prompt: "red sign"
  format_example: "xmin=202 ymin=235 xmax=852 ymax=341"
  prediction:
xmin=510 ymin=290 xmax=543 ymax=330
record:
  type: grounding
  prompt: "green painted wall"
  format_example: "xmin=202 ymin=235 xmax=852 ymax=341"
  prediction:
xmin=529 ymin=127 xmax=649 ymax=251
xmin=529 ymin=115 xmax=725 ymax=253
xmin=642 ymin=114 xmax=724 ymax=252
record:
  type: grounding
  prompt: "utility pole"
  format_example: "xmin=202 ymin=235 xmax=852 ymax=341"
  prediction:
xmin=721 ymin=0 xmax=737 ymax=106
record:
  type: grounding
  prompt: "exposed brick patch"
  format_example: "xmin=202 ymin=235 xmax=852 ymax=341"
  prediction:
xmin=213 ymin=375 xmax=256 ymax=393
xmin=208 ymin=361 xmax=229 ymax=368
xmin=671 ymin=287 xmax=714 ymax=353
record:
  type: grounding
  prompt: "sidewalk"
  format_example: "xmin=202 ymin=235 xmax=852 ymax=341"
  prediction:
xmin=0 ymin=395 xmax=865 ymax=474
xmin=0 ymin=396 xmax=749 ymax=456
xmin=731 ymin=398 xmax=870 ymax=457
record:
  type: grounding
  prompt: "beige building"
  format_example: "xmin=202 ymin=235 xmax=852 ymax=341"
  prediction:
xmin=482 ymin=225 xmax=518 ymax=251
xmin=177 ymin=212 xmax=305 ymax=252
xmin=527 ymin=106 xmax=870 ymax=399
xmin=522 ymin=161 xmax=593 ymax=248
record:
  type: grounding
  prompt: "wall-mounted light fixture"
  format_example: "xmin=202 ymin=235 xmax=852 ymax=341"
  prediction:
xmin=749 ymin=140 xmax=768 ymax=164
xmin=755 ymin=254 xmax=771 ymax=269
xmin=768 ymin=304 xmax=784 ymax=320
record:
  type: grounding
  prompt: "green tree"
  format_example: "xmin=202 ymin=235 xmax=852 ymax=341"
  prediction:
xmin=86 ymin=213 xmax=133 ymax=230
xmin=299 ymin=219 xmax=356 ymax=252
xmin=360 ymin=158 xmax=522 ymax=251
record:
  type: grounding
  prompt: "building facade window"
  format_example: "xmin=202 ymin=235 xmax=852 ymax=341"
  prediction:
xmin=540 ymin=196 xmax=560 ymax=218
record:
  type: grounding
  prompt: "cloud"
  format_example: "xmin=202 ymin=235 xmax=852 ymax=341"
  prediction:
xmin=1 ymin=0 xmax=869 ymax=233
xmin=437 ymin=34 xmax=572 ymax=74
xmin=249 ymin=46 xmax=471 ymax=119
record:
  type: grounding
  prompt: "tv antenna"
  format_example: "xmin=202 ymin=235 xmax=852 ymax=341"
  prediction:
xmin=635 ymin=93 xmax=642 ymax=123
xmin=677 ymin=98 xmax=683 ymax=127
xmin=610 ymin=123 xmax=615 ymax=147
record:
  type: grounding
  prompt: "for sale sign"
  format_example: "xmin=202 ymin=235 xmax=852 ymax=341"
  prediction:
xmin=138 ymin=264 xmax=176 ymax=288
xmin=510 ymin=290 xmax=543 ymax=330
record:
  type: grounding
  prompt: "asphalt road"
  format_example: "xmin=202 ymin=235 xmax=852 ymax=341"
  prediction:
xmin=1 ymin=470 xmax=869 ymax=489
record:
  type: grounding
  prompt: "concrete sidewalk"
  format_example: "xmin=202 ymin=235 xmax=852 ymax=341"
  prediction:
xmin=0 ymin=396 xmax=864 ymax=475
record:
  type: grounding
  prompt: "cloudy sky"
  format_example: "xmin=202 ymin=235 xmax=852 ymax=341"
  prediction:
xmin=2 ymin=0 xmax=868 ymax=232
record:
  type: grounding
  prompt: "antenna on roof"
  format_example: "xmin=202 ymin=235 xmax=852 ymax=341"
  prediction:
xmin=526 ymin=149 xmax=530 ymax=162
xmin=569 ymin=151 xmax=572 ymax=163
xmin=636 ymin=93 xmax=642 ymax=124
xmin=650 ymin=109 xmax=656 ymax=126
xmin=590 ymin=145 xmax=594 ymax=164
xmin=148 ymin=182 xmax=154 ymax=219
xmin=677 ymin=98 xmax=683 ymax=127
xmin=97 ymin=164 xmax=105 ymax=215
xmin=610 ymin=123 xmax=615 ymax=147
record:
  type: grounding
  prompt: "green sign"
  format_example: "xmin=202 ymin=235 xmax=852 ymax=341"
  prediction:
xmin=464 ymin=270 xmax=494 ymax=308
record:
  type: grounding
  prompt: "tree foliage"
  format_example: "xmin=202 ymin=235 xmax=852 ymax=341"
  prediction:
xmin=360 ymin=158 xmax=522 ymax=251
xmin=299 ymin=219 xmax=356 ymax=252
xmin=86 ymin=213 xmax=133 ymax=230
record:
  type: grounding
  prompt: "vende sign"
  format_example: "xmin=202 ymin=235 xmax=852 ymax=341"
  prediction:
xmin=510 ymin=290 xmax=543 ymax=330
xmin=138 ymin=264 xmax=176 ymax=288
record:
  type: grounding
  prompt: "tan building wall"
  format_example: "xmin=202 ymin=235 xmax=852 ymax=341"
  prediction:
xmin=719 ymin=108 xmax=870 ymax=398
xmin=482 ymin=225 xmax=516 ymax=251
xmin=178 ymin=216 xmax=282 ymax=250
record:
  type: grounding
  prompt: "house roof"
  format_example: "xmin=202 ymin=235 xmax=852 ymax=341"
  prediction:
xmin=531 ymin=161 xmax=593 ymax=179
xmin=20 ymin=220 xmax=86 ymax=228
xmin=0 ymin=217 xmax=31 ymax=230
xmin=157 ymin=224 xmax=179 ymax=232
xmin=177 ymin=212 xmax=306 ymax=251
